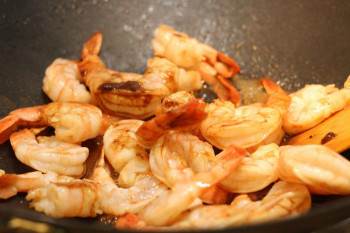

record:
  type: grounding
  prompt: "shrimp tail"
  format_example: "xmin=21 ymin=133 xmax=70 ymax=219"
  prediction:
xmin=0 ymin=115 xmax=19 ymax=144
xmin=136 ymin=99 xmax=207 ymax=145
xmin=0 ymin=174 xmax=18 ymax=199
xmin=261 ymin=78 xmax=290 ymax=114
xmin=215 ymin=75 xmax=241 ymax=106
xmin=81 ymin=31 xmax=103 ymax=58
xmin=0 ymin=106 xmax=44 ymax=144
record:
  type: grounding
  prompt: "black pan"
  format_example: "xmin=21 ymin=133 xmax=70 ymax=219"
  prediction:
xmin=0 ymin=0 xmax=349 ymax=232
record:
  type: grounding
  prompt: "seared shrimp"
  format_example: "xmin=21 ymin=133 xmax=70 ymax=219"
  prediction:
xmin=136 ymin=98 xmax=207 ymax=146
xmin=78 ymin=32 xmax=202 ymax=119
xmin=0 ymin=102 xmax=104 ymax=144
xmin=150 ymin=130 xmax=215 ymax=187
xmin=42 ymin=58 xmax=91 ymax=103
xmin=136 ymin=145 xmax=246 ymax=226
xmin=200 ymin=78 xmax=289 ymax=152
xmin=103 ymin=120 xmax=149 ymax=187
xmin=152 ymin=25 xmax=241 ymax=105
xmin=283 ymin=75 xmax=350 ymax=135
xmin=154 ymin=91 xmax=196 ymax=115
xmin=10 ymin=129 xmax=88 ymax=177
xmin=278 ymin=145 xmax=350 ymax=195
xmin=220 ymin=143 xmax=280 ymax=193
xmin=169 ymin=181 xmax=311 ymax=230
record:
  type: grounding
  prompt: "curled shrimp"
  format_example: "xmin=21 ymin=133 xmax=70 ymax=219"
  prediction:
xmin=277 ymin=145 xmax=350 ymax=195
xmin=152 ymin=25 xmax=241 ymax=105
xmin=136 ymin=98 xmax=207 ymax=146
xmin=42 ymin=58 xmax=91 ymax=103
xmin=200 ymin=78 xmax=289 ymax=152
xmin=103 ymin=119 xmax=149 ymax=187
xmin=0 ymin=102 xmax=106 ymax=144
xmin=283 ymin=75 xmax=350 ymax=135
xmin=10 ymin=129 xmax=88 ymax=177
xmin=78 ymin=32 xmax=202 ymax=119
xmin=150 ymin=130 xmax=215 ymax=188
xmin=135 ymin=145 xmax=247 ymax=227
xmin=166 ymin=181 xmax=311 ymax=230
xmin=220 ymin=143 xmax=280 ymax=193
xmin=91 ymin=147 xmax=166 ymax=217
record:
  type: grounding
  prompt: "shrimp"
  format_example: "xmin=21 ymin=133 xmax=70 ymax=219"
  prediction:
xmin=136 ymin=98 xmax=207 ymax=146
xmin=200 ymin=78 xmax=289 ymax=152
xmin=0 ymin=171 xmax=60 ymax=199
xmin=277 ymin=145 xmax=350 ymax=195
xmin=78 ymin=32 xmax=202 ymax=119
xmin=283 ymin=75 xmax=350 ymax=135
xmin=167 ymin=181 xmax=311 ymax=230
xmin=152 ymin=25 xmax=241 ymax=105
xmin=42 ymin=58 xmax=91 ymax=103
xmin=103 ymin=120 xmax=149 ymax=187
xmin=136 ymin=145 xmax=246 ymax=226
xmin=0 ymin=102 xmax=104 ymax=144
xmin=27 ymin=178 xmax=102 ymax=218
xmin=149 ymin=130 xmax=215 ymax=188
xmin=91 ymin=147 xmax=166 ymax=217
xmin=9 ymin=129 xmax=88 ymax=177
xmin=220 ymin=143 xmax=280 ymax=193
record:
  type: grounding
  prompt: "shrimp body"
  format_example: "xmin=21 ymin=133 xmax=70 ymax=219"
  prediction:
xmin=10 ymin=129 xmax=88 ymax=177
xmin=103 ymin=120 xmax=149 ymax=187
xmin=79 ymin=32 xmax=201 ymax=119
xmin=150 ymin=130 xmax=215 ymax=187
xmin=283 ymin=76 xmax=350 ymax=135
xmin=43 ymin=58 xmax=91 ymax=103
xmin=0 ymin=102 xmax=103 ymax=143
xmin=152 ymin=25 xmax=241 ymax=105
xmin=201 ymin=79 xmax=289 ymax=152
xmin=220 ymin=143 xmax=280 ymax=193
xmin=278 ymin=145 xmax=350 ymax=195
xmin=170 ymin=181 xmax=310 ymax=230
xmin=27 ymin=179 xmax=101 ymax=218
xmin=152 ymin=25 xmax=240 ymax=82
xmin=201 ymin=100 xmax=284 ymax=152
xmin=138 ymin=145 xmax=247 ymax=226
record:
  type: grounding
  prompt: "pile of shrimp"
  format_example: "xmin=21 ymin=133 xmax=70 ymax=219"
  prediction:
xmin=0 ymin=24 xmax=350 ymax=231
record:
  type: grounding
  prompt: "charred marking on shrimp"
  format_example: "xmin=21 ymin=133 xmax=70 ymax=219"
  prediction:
xmin=99 ymin=81 xmax=145 ymax=93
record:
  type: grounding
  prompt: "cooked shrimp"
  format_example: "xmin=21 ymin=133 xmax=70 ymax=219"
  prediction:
xmin=168 ymin=181 xmax=311 ymax=230
xmin=78 ymin=32 xmax=202 ymax=119
xmin=277 ymin=145 xmax=350 ymax=195
xmin=150 ymin=130 xmax=215 ymax=188
xmin=152 ymin=24 xmax=241 ymax=105
xmin=283 ymin=75 xmax=350 ymax=135
xmin=200 ymin=79 xmax=289 ymax=152
xmin=136 ymin=98 xmax=207 ymax=146
xmin=0 ymin=102 xmax=104 ymax=144
xmin=220 ymin=143 xmax=280 ymax=193
xmin=103 ymin=120 xmax=149 ymax=187
xmin=27 ymin=178 xmax=102 ymax=218
xmin=0 ymin=171 xmax=60 ymax=199
xmin=9 ymin=129 xmax=88 ymax=177
xmin=137 ymin=145 xmax=246 ymax=226
xmin=91 ymin=148 xmax=166 ymax=217
xmin=42 ymin=58 xmax=91 ymax=103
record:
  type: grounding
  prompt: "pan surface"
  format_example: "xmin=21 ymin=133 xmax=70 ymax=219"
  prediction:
xmin=0 ymin=0 xmax=349 ymax=232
